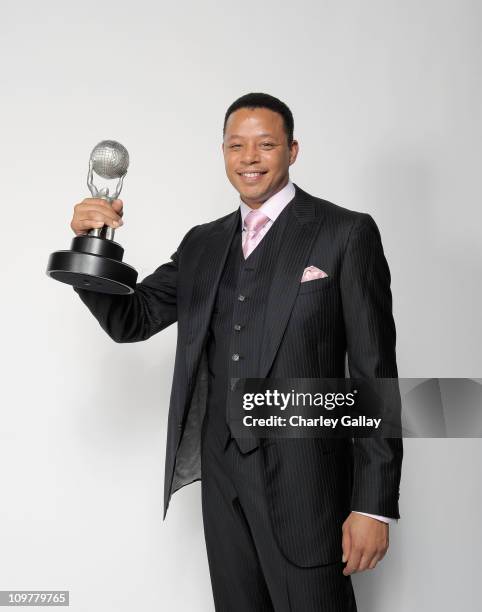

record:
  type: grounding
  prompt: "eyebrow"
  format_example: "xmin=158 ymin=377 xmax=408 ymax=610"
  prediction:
xmin=226 ymin=133 xmax=275 ymax=139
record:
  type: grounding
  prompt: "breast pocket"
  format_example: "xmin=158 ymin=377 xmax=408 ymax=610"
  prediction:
xmin=297 ymin=276 xmax=333 ymax=295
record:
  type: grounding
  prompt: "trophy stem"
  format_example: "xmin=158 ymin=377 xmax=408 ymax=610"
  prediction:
xmin=88 ymin=225 xmax=115 ymax=240
xmin=87 ymin=195 xmax=116 ymax=241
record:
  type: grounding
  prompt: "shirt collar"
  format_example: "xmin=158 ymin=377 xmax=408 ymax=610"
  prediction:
xmin=239 ymin=179 xmax=296 ymax=229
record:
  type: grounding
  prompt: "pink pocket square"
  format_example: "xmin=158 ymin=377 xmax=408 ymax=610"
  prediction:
xmin=300 ymin=266 xmax=328 ymax=283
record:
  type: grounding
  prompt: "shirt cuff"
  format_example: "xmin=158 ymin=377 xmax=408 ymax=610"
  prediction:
xmin=352 ymin=511 xmax=398 ymax=525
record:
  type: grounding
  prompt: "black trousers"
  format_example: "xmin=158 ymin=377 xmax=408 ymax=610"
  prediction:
xmin=200 ymin=410 xmax=358 ymax=612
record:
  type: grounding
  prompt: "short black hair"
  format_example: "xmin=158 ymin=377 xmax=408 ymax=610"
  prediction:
xmin=223 ymin=92 xmax=294 ymax=145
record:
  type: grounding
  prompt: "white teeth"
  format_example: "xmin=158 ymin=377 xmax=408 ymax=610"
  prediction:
xmin=242 ymin=172 xmax=263 ymax=177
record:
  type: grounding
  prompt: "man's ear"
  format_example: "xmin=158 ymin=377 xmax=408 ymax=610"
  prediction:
xmin=289 ymin=140 xmax=299 ymax=165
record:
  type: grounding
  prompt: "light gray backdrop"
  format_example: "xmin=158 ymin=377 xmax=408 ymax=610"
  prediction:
xmin=1 ymin=1 xmax=481 ymax=610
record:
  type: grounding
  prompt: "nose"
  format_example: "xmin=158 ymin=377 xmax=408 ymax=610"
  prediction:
xmin=240 ymin=143 xmax=260 ymax=165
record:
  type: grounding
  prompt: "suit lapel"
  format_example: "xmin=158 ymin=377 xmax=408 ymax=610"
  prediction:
xmin=258 ymin=184 xmax=324 ymax=377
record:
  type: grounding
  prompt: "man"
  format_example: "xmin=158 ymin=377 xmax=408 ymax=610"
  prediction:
xmin=71 ymin=92 xmax=402 ymax=611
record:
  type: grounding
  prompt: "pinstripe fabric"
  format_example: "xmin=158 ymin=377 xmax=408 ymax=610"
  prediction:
xmin=73 ymin=183 xmax=403 ymax=574
xmin=201 ymin=415 xmax=357 ymax=611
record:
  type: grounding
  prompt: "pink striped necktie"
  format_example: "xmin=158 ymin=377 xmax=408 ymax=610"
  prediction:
xmin=242 ymin=209 xmax=270 ymax=259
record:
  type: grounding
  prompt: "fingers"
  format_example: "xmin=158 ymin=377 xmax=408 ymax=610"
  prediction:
xmin=343 ymin=547 xmax=362 ymax=576
xmin=343 ymin=542 xmax=388 ymax=575
xmin=72 ymin=218 xmax=106 ymax=232
xmin=111 ymin=199 xmax=124 ymax=216
xmin=76 ymin=209 xmax=123 ymax=226
xmin=368 ymin=553 xmax=383 ymax=570
xmin=75 ymin=199 xmax=123 ymax=222
xmin=80 ymin=197 xmax=122 ymax=207
xmin=71 ymin=198 xmax=124 ymax=235
xmin=341 ymin=522 xmax=351 ymax=564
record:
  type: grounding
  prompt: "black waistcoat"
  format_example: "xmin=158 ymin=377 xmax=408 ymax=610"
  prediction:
xmin=205 ymin=202 xmax=293 ymax=448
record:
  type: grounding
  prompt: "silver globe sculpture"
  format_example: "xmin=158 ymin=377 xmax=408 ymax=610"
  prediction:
xmin=91 ymin=140 xmax=129 ymax=179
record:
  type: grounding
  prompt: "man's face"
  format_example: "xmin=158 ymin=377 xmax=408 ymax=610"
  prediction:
xmin=222 ymin=107 xmax=299 ymax=207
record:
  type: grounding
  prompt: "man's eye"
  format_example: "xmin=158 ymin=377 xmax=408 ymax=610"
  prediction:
xmin=230 ymin=144 xmax=242 ymax=149
xmin=261 ymin=142 xmax=275 ymax=148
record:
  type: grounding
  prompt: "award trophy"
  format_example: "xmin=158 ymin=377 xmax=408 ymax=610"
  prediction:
xmin=46 ymin=140 xmax=138 ymax=294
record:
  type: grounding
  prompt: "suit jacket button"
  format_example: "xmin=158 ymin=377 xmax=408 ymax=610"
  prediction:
xmin=234 ymin=324 xmax=242 ymax=331
xmin=231 ymin=353 xmax=240 ymax=361
xmin=237 ymin=294 xmax=246 ymax=301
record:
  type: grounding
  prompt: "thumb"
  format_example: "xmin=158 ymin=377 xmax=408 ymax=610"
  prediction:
xmin=342 ymin=525 xmax=351 ymax=563
xmin=112 ymin=199 xmax=123 ymax=214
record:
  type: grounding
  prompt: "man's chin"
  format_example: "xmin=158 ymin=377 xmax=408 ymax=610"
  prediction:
xmin=237 ymin=184 xmax=270 ymax=204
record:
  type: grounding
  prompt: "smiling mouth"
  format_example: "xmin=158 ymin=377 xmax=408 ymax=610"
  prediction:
xmin=237 ymin=171 xmax=268 ymax=178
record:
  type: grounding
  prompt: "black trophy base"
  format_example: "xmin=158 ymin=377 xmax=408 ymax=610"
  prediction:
xmin=46 ymin=235 xmax=138 ymax=295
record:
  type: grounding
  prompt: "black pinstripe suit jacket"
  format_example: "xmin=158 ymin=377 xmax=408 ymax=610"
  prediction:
xmin=74 ymin=182 xmax=403 ymax=567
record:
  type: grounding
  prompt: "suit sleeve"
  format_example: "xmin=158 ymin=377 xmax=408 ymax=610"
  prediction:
xmin=73 ymin=225 xmax=197 ymax=343
xmin=339 ymin=213 xmax=403 ymax=519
